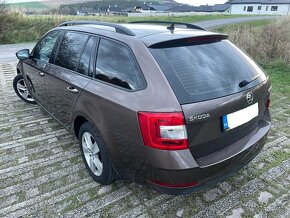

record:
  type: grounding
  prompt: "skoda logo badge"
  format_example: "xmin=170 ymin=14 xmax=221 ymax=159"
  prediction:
xmin=246 ymin=92 xmax=253 ymax=104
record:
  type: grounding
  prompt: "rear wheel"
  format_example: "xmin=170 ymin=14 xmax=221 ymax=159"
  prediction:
xmin=13 ymin=74 xmax=36 ymax=104
xmin=79 ymin=122 xmax=117 ymax=185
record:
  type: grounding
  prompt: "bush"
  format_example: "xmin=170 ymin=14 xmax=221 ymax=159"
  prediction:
xmin=224 ymin=16 xmax=290 ymax=65
xmin=0 ymin=3 xmax=8 ymax=37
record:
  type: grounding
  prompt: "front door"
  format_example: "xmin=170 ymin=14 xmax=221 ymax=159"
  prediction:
xmin=24 ymin=30 xmax=63 ymax=105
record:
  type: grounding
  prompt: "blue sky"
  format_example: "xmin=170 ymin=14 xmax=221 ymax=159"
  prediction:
xmin=4 ymin=0 xmax=228 ymax=6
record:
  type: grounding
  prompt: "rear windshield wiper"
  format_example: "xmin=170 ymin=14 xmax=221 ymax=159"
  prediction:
xmin=239 ymin=75 xmax=260 ymax=88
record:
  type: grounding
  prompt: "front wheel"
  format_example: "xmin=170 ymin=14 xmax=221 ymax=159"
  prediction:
xmin=79 ymin=122 xmax=117 ymax=185
xmin=13 ymin=74 xmax=36 ymax=104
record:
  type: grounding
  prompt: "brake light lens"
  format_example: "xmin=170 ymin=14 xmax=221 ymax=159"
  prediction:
xmin=138 ymin=112 xmax=188 ymax=150
xmin=266 ymin=99 xmax=270 ymax=108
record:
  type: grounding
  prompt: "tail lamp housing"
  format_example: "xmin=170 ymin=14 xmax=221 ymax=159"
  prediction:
xmin=266 ymin=99 xmax=270 ymax=108
xmin=138 ymin=112 xmax=188 ymax=150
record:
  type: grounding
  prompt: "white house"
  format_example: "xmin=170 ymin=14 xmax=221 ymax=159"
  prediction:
xmin=230 ymin=0 xmax=290 ymax=15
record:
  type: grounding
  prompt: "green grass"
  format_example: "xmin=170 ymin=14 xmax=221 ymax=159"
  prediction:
xmin=213 ymin=19 xmax=274 ymax=33
xmin=262 ymin=61 xmax=290 ymax=86
xmin=0 ymin=14 xmax=245 ymax=44
xmin=7 ymin=2 xmax=49 ymax=10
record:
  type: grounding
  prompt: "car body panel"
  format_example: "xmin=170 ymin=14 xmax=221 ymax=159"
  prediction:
xmin=15 ymin=22 xmax=272 ymax=194
xmin=44 ymin=64 xmax=92 ymax=128
xmin=22 ymin=59 xmax=47 ymax=103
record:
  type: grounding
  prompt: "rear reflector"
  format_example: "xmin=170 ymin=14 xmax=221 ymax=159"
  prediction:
xmin=138 ymin=112 xmax=188 ymax=150
xmin=149 ymin=179 xmax=199 ymax=188
xmin=266 ymin=99 xmax=270 ymax=108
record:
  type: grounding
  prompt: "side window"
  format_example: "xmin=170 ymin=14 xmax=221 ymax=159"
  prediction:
xmin=95 ymin=39 xmax=144 ymax=90
xmin=55 ymin=32 xmax=89 ymax=71
xmin=77 ymin=37 xmax=95 ymax=76
xmin=33 ymin=31 xmax=61 ymax=62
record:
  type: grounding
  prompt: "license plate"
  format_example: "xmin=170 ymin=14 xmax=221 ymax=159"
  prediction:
xmin=222 ymin=103 xmax=259 ymax=131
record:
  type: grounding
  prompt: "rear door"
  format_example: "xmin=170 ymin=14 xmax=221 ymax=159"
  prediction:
xmin=150 ymin=39 xmax=270 ymax=158
xmin=44 ymin=32 xmax=96 ymax=128
xmin=23 ymin=30 xmax=62 ymax=104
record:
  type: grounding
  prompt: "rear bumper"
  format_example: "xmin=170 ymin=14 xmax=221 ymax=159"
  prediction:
xmin=142 ymin=118 xmax=271 ymax=195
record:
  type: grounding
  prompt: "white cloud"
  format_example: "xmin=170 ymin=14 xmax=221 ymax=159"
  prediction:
xmin=175 ymin=0 xmax=227 ymax=6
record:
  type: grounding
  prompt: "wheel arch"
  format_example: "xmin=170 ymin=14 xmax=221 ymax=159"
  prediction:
xmin=16 ymin=68 xmax=21 ymax=74
xmin=73 ymin=115 xmax=89 ymax=139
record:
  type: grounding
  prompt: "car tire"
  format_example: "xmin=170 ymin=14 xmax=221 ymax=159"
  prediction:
xmin=79 ymin=122 xmax=117 ymax=185
xmin=13 ymin=74 xmax=36 ymax=104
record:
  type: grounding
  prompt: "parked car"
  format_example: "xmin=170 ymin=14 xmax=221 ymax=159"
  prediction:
xmin=13 ymin=21 xmax=271 ymax=195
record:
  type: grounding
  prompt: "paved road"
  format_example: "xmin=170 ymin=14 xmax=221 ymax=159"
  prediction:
xmin=0 ymin=16 xmax=289 ymax=217
xmin=193 ymin=15 xmax=277 ymax=29
xmin=0 ymin=16 xmax=277 ymax=63
xmin=0 ymin=43 xmax=35 ymax=64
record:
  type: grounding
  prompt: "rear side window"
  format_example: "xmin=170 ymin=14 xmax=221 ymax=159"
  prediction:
xmin=95 ymin=39 xmax=145 ymax=90
xmin=150 ymin=40 xmax=266 ymax=104
xmin=55 ymin=32 xmax=89 ymax=71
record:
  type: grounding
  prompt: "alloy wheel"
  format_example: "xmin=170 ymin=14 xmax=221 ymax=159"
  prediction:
xmin=16 ymin=78 xmax=34 ymax=102
xmin=81 ymin=132 xmax=103 ymax=176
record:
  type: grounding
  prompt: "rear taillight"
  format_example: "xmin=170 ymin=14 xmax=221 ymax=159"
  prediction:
xmin=137 ymin=112 xmax=188 ymax=150
xmin=266 ymin=99 xmax=270 ymax=108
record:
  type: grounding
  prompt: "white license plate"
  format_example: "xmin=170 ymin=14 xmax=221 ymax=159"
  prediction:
xmin=222 ymin=103 xmax=259 ymax=131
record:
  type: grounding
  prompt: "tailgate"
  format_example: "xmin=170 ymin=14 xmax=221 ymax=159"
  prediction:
xmin=182 ymin=79 xmax=271 ymax=159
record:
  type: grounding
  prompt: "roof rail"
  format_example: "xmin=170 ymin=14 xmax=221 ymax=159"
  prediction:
xmin=129 ymin=21 xmax=205 ymax=31
xmin=58 ymin=21 xmax=135 ymax=36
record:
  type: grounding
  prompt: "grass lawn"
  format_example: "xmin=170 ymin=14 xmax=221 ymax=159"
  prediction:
xmin=7 ymin=2 xmax=49 ymax=10
xmin=213 ymin=18 xmax=275 ymax=32
xmin=0 ymin=14 xmax=246 ymax=44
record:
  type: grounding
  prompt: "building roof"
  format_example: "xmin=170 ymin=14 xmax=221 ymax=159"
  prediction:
xmin=263 ymin=0 xmax=290 ymax=3
xmin=195 ymin=5 xmax=214 ymax=12
xmin=212 ymin=4 xmax=231 ymax=11
xmin=230 ymin=0 xmax=290 ymax=4
xmin=149 ymin=4 xmax=171 ymax=11
xmin=166 ymin=5 xmax=198 ymax=12
xmin=136 ymin=4 xmax=156 ymax=11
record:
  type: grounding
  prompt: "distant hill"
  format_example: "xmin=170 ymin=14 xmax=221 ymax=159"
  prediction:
xmin=6 ymin=0 xmax=177 ymax=13
xmin=6 ymin=0 xmax=176 ymax=9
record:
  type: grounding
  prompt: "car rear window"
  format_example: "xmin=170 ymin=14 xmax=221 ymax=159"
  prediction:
xmin=150 ymin=40 xmax=266 ymax=104
xmin=95 ymin=38 xmax=146 ymax=91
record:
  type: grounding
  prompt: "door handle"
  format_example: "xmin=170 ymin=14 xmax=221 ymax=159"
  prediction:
xmin=67 ymin=86 xmax=79 ymax=93
xmin=39 ymin=72 xmax=45 ymax=77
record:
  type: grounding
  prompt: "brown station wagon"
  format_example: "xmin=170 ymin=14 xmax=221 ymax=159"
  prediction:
xmin=13 ymin=21 xmax=271 ymax=194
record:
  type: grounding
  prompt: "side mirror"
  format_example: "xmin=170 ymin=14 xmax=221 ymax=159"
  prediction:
xmin=16 ymin=49 xmax=30 ymax=60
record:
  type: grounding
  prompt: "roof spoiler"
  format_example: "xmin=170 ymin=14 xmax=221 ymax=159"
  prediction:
xmin=149 ymin=34 xmax=229 ymax=48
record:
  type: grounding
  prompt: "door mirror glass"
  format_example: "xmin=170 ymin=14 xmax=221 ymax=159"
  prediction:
xmin=16 ymin=49 xmax=30 ymax=60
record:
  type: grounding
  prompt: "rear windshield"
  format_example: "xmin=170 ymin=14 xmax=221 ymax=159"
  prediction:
xmin=150 ymin=40 xmax=266 ymax=104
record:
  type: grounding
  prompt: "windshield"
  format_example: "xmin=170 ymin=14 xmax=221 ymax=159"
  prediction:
xmin=150 ymin=40 xmax=266 ymax=104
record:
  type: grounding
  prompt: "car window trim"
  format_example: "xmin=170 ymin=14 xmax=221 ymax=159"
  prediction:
xmin=76 ymin=35 xmax=92 ymax=74
xmin=92 ymin=36 xmax=147 ymax=92
xmin=89 ymin=36 xmax=99 ymax=78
